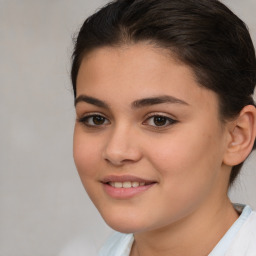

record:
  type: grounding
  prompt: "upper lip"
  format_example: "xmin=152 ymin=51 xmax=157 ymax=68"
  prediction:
xmin=101 ymin=175 xmax=157 ymax=184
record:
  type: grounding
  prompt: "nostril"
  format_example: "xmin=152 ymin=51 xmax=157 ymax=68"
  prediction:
xmin=102 ymin=133 xmax=142 ymax=165
xmin=104 ymin=157 xmax=125 ymax=166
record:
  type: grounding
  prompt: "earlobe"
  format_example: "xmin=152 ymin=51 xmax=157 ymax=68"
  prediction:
xmin=223 ymin=105 xmax=256 ymax=166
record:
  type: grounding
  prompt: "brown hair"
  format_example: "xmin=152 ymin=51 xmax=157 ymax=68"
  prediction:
xmin=71 ymin=0 xmax=256 ymax=185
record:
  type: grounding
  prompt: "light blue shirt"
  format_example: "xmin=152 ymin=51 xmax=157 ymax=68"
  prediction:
xmin=99 ymin=204 xmax=256 ymax=256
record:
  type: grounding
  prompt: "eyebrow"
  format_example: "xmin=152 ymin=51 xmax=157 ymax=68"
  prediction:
xmin=75 ymin=95 xmax=109 ymax=109
xmin=75 ymin=94 xmax=189 ymax=108
xmin=132 ymin=95 xmax=189 ymax=108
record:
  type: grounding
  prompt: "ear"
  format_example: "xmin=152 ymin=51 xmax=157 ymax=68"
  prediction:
xmin=223 ymin=105 xmax=256 ymax=166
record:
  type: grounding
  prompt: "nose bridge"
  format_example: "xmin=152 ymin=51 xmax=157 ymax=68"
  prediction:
xmin=102 ymin=122 xmax=141 ymax=165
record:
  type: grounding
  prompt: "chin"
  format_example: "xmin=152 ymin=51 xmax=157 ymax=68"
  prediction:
xmin=101 ymin=212 xmax=148 ymax=234
xmin=108 ymin=223 xmax=137 ymax=234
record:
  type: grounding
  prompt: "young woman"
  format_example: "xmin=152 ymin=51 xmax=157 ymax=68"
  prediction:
xmin=71 ymin=0 xmax=256 ymax=255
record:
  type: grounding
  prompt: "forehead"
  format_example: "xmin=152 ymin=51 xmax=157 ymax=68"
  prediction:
xmin=76 ymin=43 xmax=219 ymax=113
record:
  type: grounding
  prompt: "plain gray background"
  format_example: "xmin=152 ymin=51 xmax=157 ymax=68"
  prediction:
xmin=0 ymin=0 xmax=255 ymax=255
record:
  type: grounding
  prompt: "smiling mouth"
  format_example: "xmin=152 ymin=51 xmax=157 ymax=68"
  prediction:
xmin=101 ymin=176 xmax=157 ymax=198
xmin=107 ymin=181 xmax=154 ymax=188
xmin=102 ymin=175 xmax=157 ymax=188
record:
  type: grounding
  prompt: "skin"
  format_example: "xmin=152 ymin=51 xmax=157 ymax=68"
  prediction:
xmin=73 ymin=43 xmax=240 ymax=256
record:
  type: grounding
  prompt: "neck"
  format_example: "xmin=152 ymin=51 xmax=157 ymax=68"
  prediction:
xmin=131 ymin=196 xmax=239 ymax=256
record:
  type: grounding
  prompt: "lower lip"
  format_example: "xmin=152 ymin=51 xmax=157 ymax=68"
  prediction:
xmin=102 ymin=183 xmax=156 ymax=199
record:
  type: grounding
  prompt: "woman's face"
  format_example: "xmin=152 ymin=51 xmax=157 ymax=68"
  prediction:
xmin=73 ymin=43 xmax=230 ymax=233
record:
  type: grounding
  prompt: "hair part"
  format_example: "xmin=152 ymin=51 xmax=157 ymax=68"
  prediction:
xmin=71 ymin=0 xmax=256 ymax=185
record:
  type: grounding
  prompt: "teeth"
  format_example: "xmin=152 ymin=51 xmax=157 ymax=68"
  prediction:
xmin=109 ymin=181 xmax=147 ymax=188
xmin=114 ymin=182 xmax=122 ymax=188
xmin=123 ymin=181 xmax=132 ymax=188
xmin=132 ymin=181 xmax=139 ymax=187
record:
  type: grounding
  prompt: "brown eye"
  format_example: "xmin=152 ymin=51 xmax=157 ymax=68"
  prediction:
xmin=143 ymin=114 xmax=177 ymax=128
xmin=92 ymin=115 xmax=106 ymax=125
xmin=153 ymin=116 xmax=168 ymax=126
xmin=78 ymin=114 xmax=110 ymax=127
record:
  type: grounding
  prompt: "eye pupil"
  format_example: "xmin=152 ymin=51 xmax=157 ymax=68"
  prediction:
xmin=154 ymin=116 xmax=167 ymax=126
xmin=93 ymin=116 xmax=105 ymax=125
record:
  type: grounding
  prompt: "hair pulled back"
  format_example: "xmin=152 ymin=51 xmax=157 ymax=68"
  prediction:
xmin=71 ymin=0 xmax=256 ymax=185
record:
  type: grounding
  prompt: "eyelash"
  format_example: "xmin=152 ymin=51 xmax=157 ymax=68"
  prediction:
xmin=143 ymin=113 xmax=178 ymax=129
xmin=77 ymin=113 xmax=110 ymax=128
xmin=77 ymin=113 xmax=178 ymax=129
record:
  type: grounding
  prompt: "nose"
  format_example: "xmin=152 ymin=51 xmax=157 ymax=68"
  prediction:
xmin=102 ymin=125 xmax=142 ymax=166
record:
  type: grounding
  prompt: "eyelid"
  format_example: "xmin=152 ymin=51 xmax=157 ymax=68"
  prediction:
xmin=142 ymin=112 xmax=178 ymax=128
xmin=144 ymin=112 xmax=177 ymax=120
xmin=77 ymin=111 xmax=178 ymax=129
xmin=77 ymin=112 xmax=111 ymax=127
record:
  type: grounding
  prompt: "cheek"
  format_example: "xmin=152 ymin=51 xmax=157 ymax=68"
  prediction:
xmin=146 ymin=125 xmax=223 ymax=190
xmin=142 ymin=130 xmax=223 ymax=222
xmin=73 ymin=127 xmax=101 ymax=180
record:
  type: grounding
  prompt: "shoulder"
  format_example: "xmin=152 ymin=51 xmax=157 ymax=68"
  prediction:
xmin=98 ymin=232 xmax=134 ymax=256
xmin=226 ymin=208 xmax=256 ymax=256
